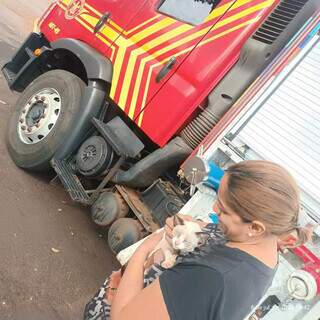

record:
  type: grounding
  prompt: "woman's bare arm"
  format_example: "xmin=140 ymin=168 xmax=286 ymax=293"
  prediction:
xmin=110 ymin=231 xmax=168 ymax=320
xmin=110 ymin=248 xmax=147 ymax=318
xmin=111 ymin=278 xmax=169 ymax=320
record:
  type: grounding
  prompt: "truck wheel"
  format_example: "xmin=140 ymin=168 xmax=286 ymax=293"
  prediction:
xmin=108 ymin=218 xmax=143 ymax=254
xmin=6 ymin=70 xmax=85 ymax=170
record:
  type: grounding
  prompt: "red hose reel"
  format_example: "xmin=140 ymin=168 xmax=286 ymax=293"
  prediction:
xmin=286 ymin=242 xmax=320 ymax=301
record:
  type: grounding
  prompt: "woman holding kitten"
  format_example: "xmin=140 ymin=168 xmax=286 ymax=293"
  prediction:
xmin=84 ymin=160 xmax=309 ymax=320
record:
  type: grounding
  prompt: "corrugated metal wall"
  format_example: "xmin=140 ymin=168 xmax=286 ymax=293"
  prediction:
xmin=238 ymin=39 xmax=320 ymax=220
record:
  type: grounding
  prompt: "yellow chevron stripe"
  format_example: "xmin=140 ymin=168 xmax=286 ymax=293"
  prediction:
xmin=137 ymin=63 xmax=157 ymax=126
xmin=85 ymin=4 xmax=169 ymax=38
xmin=203 ymin=17 xmax=261 ymax=46
xmin=81 ymin=12 xmax=121 ymax=43
xmin=124 ymin=14 xmax=162 ymax=36
xmin=96 ymin=34 xmax=116 ymax=61
xmin=58 ymin=1 xmax=175 ymax=94
xmin=63 ymin=0 xmax=124 ymax=37
xmin=128 ymin=0 xmax=273 ymax=119
xmin=58 ymin=2 xmax=177 ymax=102
xmin=84 ymin=0 xmax=245 ymax=45
xmin=84 ymin=2 xmax=123 ymax=34
xmin=117 ymin=20 xmax=191 ymax=109
xmin=57 ymin=2 xmax=116 ymax=58
xmin=57 ymin=1 xmax=68 ymax=11
xmin=124 ymin=0 xmax=260 ymax=54
xmin=137 ymin=15 xmax=263 ymax=127
xmin=85 ymin=0 xmax=216 ymax=39
xmin=77 ymin=8 xmax=119 ymax=56
xmin=104 ymin=21 xmax=178 ymax=100
xmin=120 ymin=0 xmax=251 ymax=116
xmin=61 ymin=0 xmax=71 ymax=5
xmin=79 ymin=0 xmax=253 ymax=105
xmin=126 ymin=0 xmax=239 ymax=44
xmin=76 ymin=17 xmax=116 ymax=58
xmin=109 ymin=38 xmax=130 ymax=102
xmin=109 ymin=18 xmax=182 ymax=100
xmin=205 ymin=0 xmax=252 ymax=22
xmin=84 ymin=0 xmax=249 ymax=41
xmin=129 ymin=17 xmax=179 ymax=42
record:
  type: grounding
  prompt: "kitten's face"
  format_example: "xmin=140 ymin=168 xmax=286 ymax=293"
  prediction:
xmin=172 ymin=225 xmax=200 ymax=252
xmin=170 ymin=215 xmax=209 ymax=252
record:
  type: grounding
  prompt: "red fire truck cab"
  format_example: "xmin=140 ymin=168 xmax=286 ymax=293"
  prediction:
xmin=2 ymin=0 xmax=319 ymax=252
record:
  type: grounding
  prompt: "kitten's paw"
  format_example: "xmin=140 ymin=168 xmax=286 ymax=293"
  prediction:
xmin=161 ymin=257 xmax=176 ymax=269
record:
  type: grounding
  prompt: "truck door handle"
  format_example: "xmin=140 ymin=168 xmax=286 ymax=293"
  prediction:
xmin=156 ymin=57 xmax=177 ymax=83
xmin=94 ymin=12 xmax=111 ymax=34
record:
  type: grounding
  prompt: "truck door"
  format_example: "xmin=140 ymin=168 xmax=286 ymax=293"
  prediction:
xmin=134 ymin=0 xmax=278 ymax=146
xmin=40 ymin=0 xmax=149 ymax=60
xmin=108 ymin=0 xmax=237 ymax=120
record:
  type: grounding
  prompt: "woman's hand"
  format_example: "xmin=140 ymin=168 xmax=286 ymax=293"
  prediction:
xmin=106 ymin=270 xmax=122 ymax=304
xmin=136 ymin=229 xmax=164 ymax=257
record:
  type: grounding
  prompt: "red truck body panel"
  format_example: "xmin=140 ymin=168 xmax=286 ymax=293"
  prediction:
xmin=39 ymin=0 xmax=278 ymax=146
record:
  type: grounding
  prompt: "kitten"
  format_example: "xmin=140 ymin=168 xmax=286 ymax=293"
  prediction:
xmin=145 ymin=215 xmax=209 ymax=270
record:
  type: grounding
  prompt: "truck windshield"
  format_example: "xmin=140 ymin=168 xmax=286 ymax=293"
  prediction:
xmin=158 ymin=0 xmax=222 ymax=25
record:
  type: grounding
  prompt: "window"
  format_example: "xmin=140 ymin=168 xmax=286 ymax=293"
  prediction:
xmin=158 ymin=0 xmax=222 ymax=25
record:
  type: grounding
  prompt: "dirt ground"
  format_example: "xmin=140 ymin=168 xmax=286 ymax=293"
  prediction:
xmin=0 ymin=2 xmax=119 ymax=319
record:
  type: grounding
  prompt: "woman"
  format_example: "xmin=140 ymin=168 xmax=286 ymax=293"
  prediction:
xmin=84 ymin=160 xmax=309 ymax=320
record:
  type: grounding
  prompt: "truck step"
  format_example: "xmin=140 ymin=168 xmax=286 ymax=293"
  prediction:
xmin=2 ymin=66 xmax=17 ymax=85
xmin=51 ymin=158 xmax=90 ymax=205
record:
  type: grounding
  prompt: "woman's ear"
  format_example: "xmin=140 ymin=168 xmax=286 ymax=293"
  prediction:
xmin=249 ymin=220 xmax=266 ymax=237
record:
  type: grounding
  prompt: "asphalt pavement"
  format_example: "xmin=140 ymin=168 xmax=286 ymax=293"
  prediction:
xmin=0 ymin=2 xmax=119 ymax=319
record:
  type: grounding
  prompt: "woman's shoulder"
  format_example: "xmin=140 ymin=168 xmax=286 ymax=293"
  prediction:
xmin=175 ymin=223 xmax=228 ymax=268
xmin=178 ymin=242 xmax=275 ymax=279
xmin=176 ymin=244 xmax=242 ymax=274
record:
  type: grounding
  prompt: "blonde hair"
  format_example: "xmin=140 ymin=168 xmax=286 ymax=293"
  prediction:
xmin=224 ymin=160 xmax=308 ymax=245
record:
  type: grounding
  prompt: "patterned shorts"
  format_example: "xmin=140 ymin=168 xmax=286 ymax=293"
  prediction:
xmin=83 ymin=264 xmax=165 ymax=320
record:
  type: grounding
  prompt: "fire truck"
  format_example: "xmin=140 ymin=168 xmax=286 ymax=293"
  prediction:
xmin=2 ymin=0 xmax=320 ymax=254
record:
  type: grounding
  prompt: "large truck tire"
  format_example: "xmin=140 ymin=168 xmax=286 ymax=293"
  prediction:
xmin=6 ymin=70 xmax=85 ymax=171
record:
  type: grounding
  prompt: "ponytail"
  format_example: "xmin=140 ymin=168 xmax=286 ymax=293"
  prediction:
xmin=294 ymin=226 xmax=312 ymax=247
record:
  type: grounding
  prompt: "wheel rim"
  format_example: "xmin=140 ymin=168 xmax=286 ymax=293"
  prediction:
xmin=18 ymin=88 xmax=62 ymax=144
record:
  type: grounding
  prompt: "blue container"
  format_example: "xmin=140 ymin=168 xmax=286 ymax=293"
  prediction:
xmin=203 ymin=161 xmax=224 ymax=192
xmin=209 ymin=213 xmax=219 ymax=224
xmin=183 ymin=156 xmax=224 ymax=193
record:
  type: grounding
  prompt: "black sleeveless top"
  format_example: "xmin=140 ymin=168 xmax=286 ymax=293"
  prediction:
xmin=159 ymin=224 xmax=276 ymax=320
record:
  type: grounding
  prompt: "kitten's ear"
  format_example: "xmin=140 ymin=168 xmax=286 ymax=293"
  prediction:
xmin=174 ymin=214 xmax=185 ymax=226
xmin=195 ymin=231 xmax=210 ymax=246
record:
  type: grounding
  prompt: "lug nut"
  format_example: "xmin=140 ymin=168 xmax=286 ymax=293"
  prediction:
xmin=41 ymin=96 xmax=46 ymax=101
xmin=22 ymin=109 xmax=27 ymax=114
xmin=21 ymin=125 xmax=26 ymax=131
xmin=35 ymin=95 xmax=40 ymax=100
xmin=43 ymin=103 xmax=48 ymax=109
xmin=27 ymin=127 xmax=32 ymax=132
xmin=35 ymin=123 xmax=40 ymax=128
xmin=19 ymin=118 xmax=24 ymax=123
